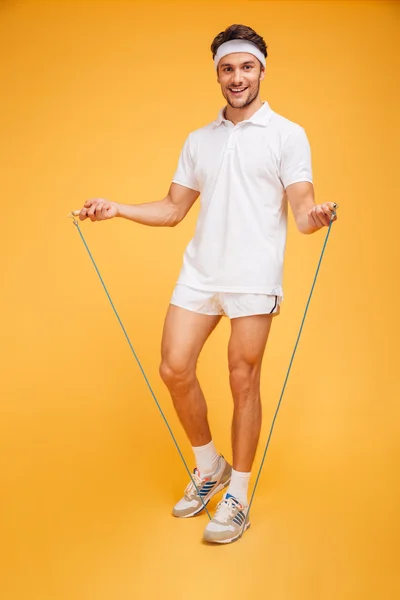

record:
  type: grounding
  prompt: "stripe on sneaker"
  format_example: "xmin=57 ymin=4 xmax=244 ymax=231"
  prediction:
xmin=233 ymin=512 xmax=245 ymax=525
xmin=199 ymin=481 xmax=217 ymax=496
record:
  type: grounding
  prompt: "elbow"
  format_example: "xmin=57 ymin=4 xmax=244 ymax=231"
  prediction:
xmin=167 ymin=204 xmax=187 ymax=227
xmin=161 ymin=198 xmax=182 ymax=227
xmin=167 ymin=212 xmax=183 ymax=227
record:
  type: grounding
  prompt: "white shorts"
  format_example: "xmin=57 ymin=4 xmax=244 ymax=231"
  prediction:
xmin=170 ymin=284 xmax=281 ymax=319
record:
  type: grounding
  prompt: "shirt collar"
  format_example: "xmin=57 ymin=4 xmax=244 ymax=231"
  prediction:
xmin=213 ymin=101 xmax=272 ymax=128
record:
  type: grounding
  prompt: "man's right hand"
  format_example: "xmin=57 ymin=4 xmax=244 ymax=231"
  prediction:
xmin=79 ymin=199 xmax=119 ymax=222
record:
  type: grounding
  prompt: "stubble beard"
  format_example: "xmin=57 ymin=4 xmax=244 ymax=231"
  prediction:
xmin=225 ymin=81 xmax=260 ymax=109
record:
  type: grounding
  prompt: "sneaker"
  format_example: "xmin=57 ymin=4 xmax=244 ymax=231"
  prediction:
xmin=172 ymin=455 xmax=232 ymax=518
xmin=203 ymin=493 xmax=250 ymax=544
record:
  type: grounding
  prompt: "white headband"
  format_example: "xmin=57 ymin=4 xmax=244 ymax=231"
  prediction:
xmin=214 ymin=39 xmax=266 ymax=71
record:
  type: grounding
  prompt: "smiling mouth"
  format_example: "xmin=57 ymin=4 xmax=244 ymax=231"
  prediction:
xmin=229 ymin=87 xmax=248 ymax=95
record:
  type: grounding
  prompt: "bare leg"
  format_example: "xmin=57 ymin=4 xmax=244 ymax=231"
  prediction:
xmin=159 ymin=305 xmax=221 ymax=447
xmin=228 ymin=314 xmax=273 ymax=472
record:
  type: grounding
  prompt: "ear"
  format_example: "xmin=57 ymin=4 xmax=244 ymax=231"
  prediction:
xmin=259 ymin=67 xmax=266 ymax=82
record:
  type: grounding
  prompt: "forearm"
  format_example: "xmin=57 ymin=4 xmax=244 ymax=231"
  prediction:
xmin=115 ymin=197 xmax=180 ymax=227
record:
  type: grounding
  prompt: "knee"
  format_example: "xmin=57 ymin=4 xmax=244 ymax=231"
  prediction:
xmin=229 ymin=361 xmax=260 ymax=398
xmin=159 ymin=357 xmax=195 ymax=389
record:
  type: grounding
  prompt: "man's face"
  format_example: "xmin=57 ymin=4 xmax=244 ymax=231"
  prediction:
xmin=217 ymin=52 xmax=265 ymax=109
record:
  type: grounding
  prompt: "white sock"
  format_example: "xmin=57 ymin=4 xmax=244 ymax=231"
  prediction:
xmin=226 ymin=469 xmax=251 ymax=506
xmin=192 ymin=440 xmax=219 ymax=476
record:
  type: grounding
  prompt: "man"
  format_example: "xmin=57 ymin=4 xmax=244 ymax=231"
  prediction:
xmin=78 ymin=24 xmax=337 ymax=544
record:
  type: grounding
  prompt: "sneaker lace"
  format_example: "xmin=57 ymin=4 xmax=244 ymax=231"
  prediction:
xmin=214 ymin=497 xmax=240 ymax=523
xmin=184 ymin=471 xmax=204 ymax=500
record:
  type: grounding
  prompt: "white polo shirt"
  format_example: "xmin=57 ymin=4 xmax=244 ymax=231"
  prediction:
xmin=172 ymin=101 xmax=313 ymax=297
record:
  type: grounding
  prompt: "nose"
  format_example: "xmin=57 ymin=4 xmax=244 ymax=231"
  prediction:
xmin=231 ymin=68 xmax=243 ymax=86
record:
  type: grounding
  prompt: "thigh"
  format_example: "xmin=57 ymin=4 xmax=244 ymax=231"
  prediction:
xmin=228 ymin=314 xmax=273 ymax=369
xmin=161 ymin=304 xmax=221 ymax=371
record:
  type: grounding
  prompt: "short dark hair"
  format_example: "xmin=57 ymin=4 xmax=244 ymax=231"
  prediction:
xmin=210 ymin=24 xmax=268 ymax=63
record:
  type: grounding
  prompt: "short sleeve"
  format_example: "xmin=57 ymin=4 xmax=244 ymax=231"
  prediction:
xmin=172 ymin=134 xmax=200 ymax=192
xmin=280 ymin=127 xmax=313 ymax=189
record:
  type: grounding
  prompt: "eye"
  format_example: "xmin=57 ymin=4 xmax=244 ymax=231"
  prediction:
xmin=244 ymin=65 xmax=252 ymax=70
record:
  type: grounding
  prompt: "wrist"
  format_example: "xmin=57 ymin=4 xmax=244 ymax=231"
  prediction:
xmin=113 ymin=202 xmax=122 ymax=218
xmin=297 ymin=209 xmax=317 ymax=234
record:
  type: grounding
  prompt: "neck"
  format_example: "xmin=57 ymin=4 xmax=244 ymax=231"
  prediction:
xmin=224 ymin=97 xmax=263 ymax=125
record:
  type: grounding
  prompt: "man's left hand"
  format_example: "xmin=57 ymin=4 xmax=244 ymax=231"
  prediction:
xmin=307 ymin=202 xmax=338 ymax=229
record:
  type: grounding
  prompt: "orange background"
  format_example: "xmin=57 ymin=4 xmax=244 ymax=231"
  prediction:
xmin=1 ymin=1 xmax=399 ymax=599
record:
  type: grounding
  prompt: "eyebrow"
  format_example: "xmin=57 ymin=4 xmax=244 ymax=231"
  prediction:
xmin=219 ymin=60 xmax=256 ymax=68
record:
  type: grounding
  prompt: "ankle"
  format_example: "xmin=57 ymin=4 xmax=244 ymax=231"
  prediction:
xmin=193 ymin=440 xmax=219 ymax=476
xmin=192 ymin=439 xmax=219 ymax=476
xmin=225 ymin=469 xmax=251 ymax=505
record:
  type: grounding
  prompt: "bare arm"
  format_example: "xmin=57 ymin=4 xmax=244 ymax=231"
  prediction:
xmin=286 ymin=181 xmax=337 ymax=234
xmin=79 ymin=182 xmax=200 ymax=227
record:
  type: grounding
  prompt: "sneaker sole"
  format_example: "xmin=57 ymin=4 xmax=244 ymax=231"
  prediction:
xmin=173 ymin=475 xmax=231 ymax=519
xmin=203 ymin=522 xmax=251 ymax=544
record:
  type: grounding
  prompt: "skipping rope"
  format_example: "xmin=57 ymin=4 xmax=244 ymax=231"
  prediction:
xmin=69 ymin=203 xmax=338 ymax=527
